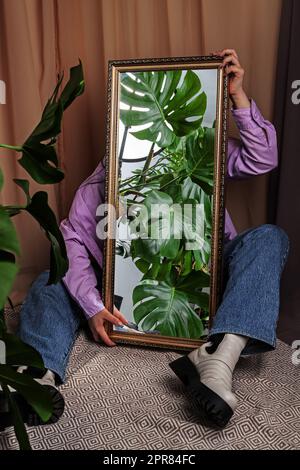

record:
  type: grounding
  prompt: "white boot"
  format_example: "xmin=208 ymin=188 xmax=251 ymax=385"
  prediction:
xmin=169 ymin=334 xmax=248 ymax=427
xmin=189 ymin=334 xmax=248 ymax=411
xmin=0 ymin=367 xmax=64 ymax=429
xmin=14 ymin=366 xmax=56 ymax=388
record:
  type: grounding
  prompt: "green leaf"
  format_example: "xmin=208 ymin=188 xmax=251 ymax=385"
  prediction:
xmin=60 ymin=60 xmax=85 ymax=110
xmin=155 ymin=260 xmax=173 ymax=282
xmin=195 ymin=292 xmax=209 ymax=312
xmin=11 ymin=182 xmax=69 ymax=283
xmin=181 ymin=176 xmax=202 ymax=201
xmin=0 ymin=206 xmax=20 ymax=255
xmin=140 ymin=190 xmax=181 ymax=260
xmin=179 ymin=177 xmax=212 ymax=267
xmin=182 ymin=250 xmax=192 ymax=276
xmin=48 ymin=232 xmax=68 ymax=284
xmin=1 ymin=332 xmax=45 ymax=368
xmin=120 ymin=70 xmax=206 ymax=147
xmin=18 ymin=143 xmax=64 ymax=185
xmin=185 ymin=128 xmax=215 ymax=194
xmin=0 ymin=364 xmax=53 ymax=422
xmin=133 ymin=279 xmax=203 ymax=339
xmin=0 ymin=261 xmax=18 ymax=310
xmin=2 ymin=383 xmax=31 ymax=450
xmin=27 ymin=101 xmax=63 ymax=143
xmin=177 ymin=270 xmax=210 ymax=309
xmin=13 ymin=179 xmax=31 ymax=205
xmin=193 ymin=249 xmax=203 ymax=271
xmin=0 ymin=206 xmax=20 ymax=307
xmin=130 ymin=184 xmax=211 ymax=264
xmin=142 ymin=262 xmax=161 ymax=280
xmin=135 ymin=258 xmax=150 ymax=274
xmin=25 ymin=192 xmax=68 ymax=284
xmin=18 ymin=61 xmax=84 ymax=185
xmin=48 ymin=73 xmax=64 ymax=106
xmin=146 ymin=191 xmax=180 ymax=230
xmin=131 ymin=238 xmax=161 ymax=264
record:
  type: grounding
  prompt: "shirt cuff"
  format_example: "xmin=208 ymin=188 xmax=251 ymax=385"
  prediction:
xmin=79 ymin=295 xmax=105 ymax=319
xmin=231 ymin=99 xmax=265 ymax=131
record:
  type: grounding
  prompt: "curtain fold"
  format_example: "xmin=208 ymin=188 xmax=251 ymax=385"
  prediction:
xmin=0 ymin=0 xmax=59 ymax=300
xmin=0 ymin=0 xmax=282 ymax=301
xmin=269 ymin=0 xmax=300 ymax=343
xmin=201 ymin=0 xmax=282 ymax=234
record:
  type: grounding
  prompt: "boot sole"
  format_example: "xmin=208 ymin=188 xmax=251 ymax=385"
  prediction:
xmin=0 ymin=385 xmax=65 ymax=430
xmin=169 ymin=355 xmax=233 ymax=428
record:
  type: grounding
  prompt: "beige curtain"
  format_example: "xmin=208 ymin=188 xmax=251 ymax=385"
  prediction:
xmin=201 ymin=0 xmax=282 ymax=234
xmin=0 ymin=0 xmax=282 ymax=302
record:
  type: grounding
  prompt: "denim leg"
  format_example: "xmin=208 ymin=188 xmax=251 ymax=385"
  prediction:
xmin=17 ymin=271 xmax=84 ymax=383
xmin=209 ymin=224 xmax=289 ymax=355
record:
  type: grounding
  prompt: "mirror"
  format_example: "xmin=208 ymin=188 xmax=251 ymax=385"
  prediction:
xmin=101 ymin=56 xmax=228 ymax=350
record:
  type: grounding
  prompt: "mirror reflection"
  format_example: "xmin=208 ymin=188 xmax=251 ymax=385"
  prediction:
xmin=113 ymin=67 xmax=218 ymax=340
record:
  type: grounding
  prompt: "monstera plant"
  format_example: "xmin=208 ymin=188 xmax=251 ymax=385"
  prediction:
xmin=0 ymin=62 xmax=84 ymax=449
xmin=120 ymin=70 xmax=206 ymax=147
xmin=118 ymin=69 xmax=214 ymax=339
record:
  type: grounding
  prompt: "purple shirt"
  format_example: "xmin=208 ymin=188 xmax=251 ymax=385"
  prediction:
xmin=60 ymin=99 xmax=278 ymax=318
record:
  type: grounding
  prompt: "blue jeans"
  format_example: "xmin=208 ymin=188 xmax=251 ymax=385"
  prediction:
xmin=18 ymin=224 xmax=289 ymax=383
xmin=209 ymin=224 xmax=289 ymax=354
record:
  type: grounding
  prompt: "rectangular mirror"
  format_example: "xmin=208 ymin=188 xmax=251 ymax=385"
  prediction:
xmin=102 ymin=56 xmax=228 ymax=350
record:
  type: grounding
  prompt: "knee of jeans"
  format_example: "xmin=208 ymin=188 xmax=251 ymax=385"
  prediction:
xmin=31 ymin=270 xmax=50 ymax=289
xmin=257 ymin=224 xmax=289 ymax=254
xmin=26 ymin=270 xmax=64 ymax=304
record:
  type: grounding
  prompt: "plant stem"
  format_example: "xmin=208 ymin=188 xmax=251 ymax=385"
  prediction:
xmin=119 ymin=150 xmax=175 ymax=190
xmin=132 ymin=142 xmax=155 ymax=202
xmin=118 ymin=104 xmax=132 ymax=162
xmin=1 ymin=382 xmax=31 ymax=450
xmin=121 ymin=147 xmax=164 ymax=163
xmin=159 ymin=174 xmax=182 ymax=190
xmin=121 ymin=189 xmax=145 ymax=198
xmin=0 ymin=144 xmax=23 ymax=152
xmin=120 ymin=174 xmax=162 ymax=191
xmin=119 ymin=125 xmax=130 ymax=162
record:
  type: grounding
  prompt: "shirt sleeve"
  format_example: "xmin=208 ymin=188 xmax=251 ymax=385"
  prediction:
xmin=227 ymin=99 xmax=278 ymax=179
xmin=60 ymin=165 xmax=106 ymax=319
xmin=60 ymin=217 xmax=105 ymax=319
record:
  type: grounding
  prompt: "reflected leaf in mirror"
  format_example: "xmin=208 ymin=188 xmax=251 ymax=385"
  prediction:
xmin=117 ymin=67 xmax=218 ymax=340
xmin=120 ymin=70 xmax=206 ymax=147
xmin=133 ymin=279 xmax=205 ymax=339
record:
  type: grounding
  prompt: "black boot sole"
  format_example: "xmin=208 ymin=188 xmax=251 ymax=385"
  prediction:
xmin=169 ymin=355 xmax=233 ymax=428
xmin=0 ymin=385 xmax=65 ymax=431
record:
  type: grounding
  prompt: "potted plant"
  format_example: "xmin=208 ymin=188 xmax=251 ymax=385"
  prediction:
xmin=0 ymin=62 xmax=84 ymax=449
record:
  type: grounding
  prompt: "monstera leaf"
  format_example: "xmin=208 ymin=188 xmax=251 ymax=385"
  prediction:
xmin=179 ymin=177 xmax=212 ymax=268
xmin=25 ymin=191 xmax=68 ymax=284
xmin=0 ymin=206 xmax=20 ymax=310
xmin=5 ymin=180 xmax=69 ymax=285
xmin=185 ymin=127 xmax=215 ymax=194
xmin=0 ymin=62 xmax=84 ymax=451
xmin=0 ymin=62 xmax=85 ymax=185
xmin=130 ymin=190 xmax=180 ymax=261
xmin=133 ymin=279 xmax=204 ymax=338
xmin=0 ymin=365 xmax=53 ymax=422
xmin=130 ymin=179 xmax=211 ymax=268
xmin=120 ymin=70 xmax=206 ymax=147
xmin=176 ymin=270 xmax=210 ymax=310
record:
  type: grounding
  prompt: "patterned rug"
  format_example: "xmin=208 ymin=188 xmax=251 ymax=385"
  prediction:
xmin=1 ymin=309 xmax=300 ymax=450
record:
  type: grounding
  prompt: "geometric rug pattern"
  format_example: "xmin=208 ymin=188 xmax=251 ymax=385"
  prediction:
xmin=1 ymin=323 xmax=300 ymax=449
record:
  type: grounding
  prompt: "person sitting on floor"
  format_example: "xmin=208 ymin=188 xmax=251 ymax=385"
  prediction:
xmin=0 ymin=49 xmax=289 ymax=429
